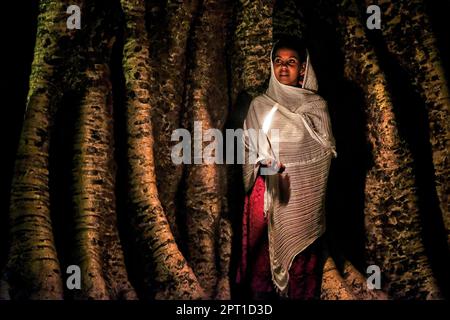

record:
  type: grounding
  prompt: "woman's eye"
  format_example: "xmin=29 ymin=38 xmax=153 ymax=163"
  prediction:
xmin=288 ymin=59 xmax=297 ymax=65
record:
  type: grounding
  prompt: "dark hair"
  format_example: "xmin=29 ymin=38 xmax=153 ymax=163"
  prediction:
xmin=272 ymin=35 xmax=307 ymax=62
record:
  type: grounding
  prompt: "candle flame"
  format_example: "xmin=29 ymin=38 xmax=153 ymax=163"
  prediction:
xmin=262 ymin=105 xmax=278 ymax=134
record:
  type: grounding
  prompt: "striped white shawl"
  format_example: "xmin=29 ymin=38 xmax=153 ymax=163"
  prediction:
xmin=242 ymin=45 xmax=337 ymax=294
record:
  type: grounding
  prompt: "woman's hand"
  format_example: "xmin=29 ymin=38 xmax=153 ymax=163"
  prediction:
xmin=259 ymin=159 xmax=285 ymax=174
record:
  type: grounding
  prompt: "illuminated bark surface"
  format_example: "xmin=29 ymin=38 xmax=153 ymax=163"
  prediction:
xmin=1 ymin=0 xmax=448 ymax=300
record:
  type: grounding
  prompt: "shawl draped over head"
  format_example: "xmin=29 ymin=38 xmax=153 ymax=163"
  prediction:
xmin=242 ymin=41 xmax=337 ymax=295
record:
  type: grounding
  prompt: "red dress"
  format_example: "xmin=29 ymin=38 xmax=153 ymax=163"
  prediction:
xmin=236 ymin=175 xmax=322 ymax=299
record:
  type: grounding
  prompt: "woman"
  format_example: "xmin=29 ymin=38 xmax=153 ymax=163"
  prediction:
xmin=237 ymin=36 xmax=337 ymax=299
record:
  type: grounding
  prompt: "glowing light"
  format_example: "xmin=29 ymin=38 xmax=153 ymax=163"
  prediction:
xmin=262 ymin=105 xmax=278 ymax=134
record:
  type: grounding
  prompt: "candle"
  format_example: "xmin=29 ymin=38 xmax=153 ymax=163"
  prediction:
xmin=262 ymin=105 xmax=278 ymax=134
xmin=260 ymin=105 xmax=283 ymax=174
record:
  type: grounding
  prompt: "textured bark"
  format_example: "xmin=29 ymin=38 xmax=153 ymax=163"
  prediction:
xmin=183 ymin=0 xmax=232 ymax=299
xmin=321 ymin=255 xmax=387 ymax=300
xmin=340 ymin=260 xmax=388 ymax=299
xmin=272 ymin=0 xmax=305 ymax=39
xmin=215 ymin=216 xmax=232 ymax=299
xmin=3 ymin=0 xmax=449 ymax=301
xmin=120 ymin=0 xmax=204 ymax=299
xmin=0 ymin=0 xmax=67 ymax=300
xmin=71 ymin=63 xmax=136 ymax=300
xmin=375 ymin=0 xmax=449 ymax=246
xmin=148 ymin=0 xmax=200 ymax=243
xmin=321 ymin=256 xmax=357 ymax=300
xmin=64 ymin=0 xmax=137 ymax=301
xmin=231 ymin=0 xmax=274 ymax=102
xmin=337 ymin=0 xmax=441 ymax=299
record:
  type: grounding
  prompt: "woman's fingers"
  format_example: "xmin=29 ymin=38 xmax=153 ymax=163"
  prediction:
xmin=259 ymin=159 xmax=286 ymax=174
xmin=259 ymin=159 xmax=273 ymax=167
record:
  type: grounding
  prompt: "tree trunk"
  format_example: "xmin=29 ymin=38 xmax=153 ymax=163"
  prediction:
xmin=2 ymin=0 xmax=448 ymax=300
xmin=337 ymin=0 xmax=441 ymax=299
xmin=182 ymin=0 xmax=232 ymax=299
xmin=147 ymin=0 xmax=200 ymax=244
xmin=65 ymin=0 xmax=137 ymax=300
xmin=1 ymin=0 xmax=68 ymax=300
xmin=120 ymin=0 xmax=204 ymax=300
xmin=376 ymin=0 xmax=449 ymax=247
xmin=231 ymin=0 xmax=274 ymax=102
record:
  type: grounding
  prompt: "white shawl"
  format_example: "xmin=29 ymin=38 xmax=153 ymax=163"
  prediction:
xmin=242 ymin=44 xmax=337 ymax=294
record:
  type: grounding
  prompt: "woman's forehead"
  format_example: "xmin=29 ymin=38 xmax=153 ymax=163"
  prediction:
xmin=274 ymin=48 xmax=300 ymax=59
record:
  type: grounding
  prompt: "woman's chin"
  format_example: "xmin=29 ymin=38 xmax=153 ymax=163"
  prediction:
xmin=279 ymin=80 xmax=296 ymax=86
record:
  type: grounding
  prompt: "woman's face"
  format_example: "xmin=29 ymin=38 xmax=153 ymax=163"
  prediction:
xmin=273 ymin=48 xmax=302 ymax=87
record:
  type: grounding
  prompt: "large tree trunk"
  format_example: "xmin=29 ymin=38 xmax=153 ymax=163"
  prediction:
xmin=2 ymin=0 xmax=448 ymax=300
xmin=182 ymin=0 xmax=232 ymax=299
xmin=376 ymin=0 xmax=449 ymax=247
xmin=231 ymin=0 xmax=273 ymax=101
xmin=337 ymin=0 xmax=441 ymax=299
xmin=147 ymin=0 xmax=200 ymax=244
xmin=1 ymin=0 xmax=68 ymax=300
xmin=71 ymin=62 xmax=136 ymax=300
xmin=69 ymin=0 xmax=136 ymax=300
xmin=120 ymin=0 xmax=204 ymax=300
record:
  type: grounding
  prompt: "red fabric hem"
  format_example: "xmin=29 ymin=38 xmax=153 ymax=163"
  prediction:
xmin=236 ymin=175 xmax=322 ymax=300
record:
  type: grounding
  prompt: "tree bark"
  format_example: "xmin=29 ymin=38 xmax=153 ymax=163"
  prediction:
xmin=2 ymin=0 xmax=448 ymax=301
xmin=148 ymin=0 xmax=200 ymax=244
xmin=120 ymin=0 xmax=204 ymax=300
xmin=183 ymin=0 xmax=232 ymax=299
xmin=374 ymin=0 xmax=449 ymax=246
xmin=62 ymin=0 xmax=138 ymax=301
xmin=337 ymin=0 xmax=441 ymax=299
xmin=231 ymin=0 xmax=274 ymax=102
xmin=0 ymin=0 xmax=68 ymax=300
